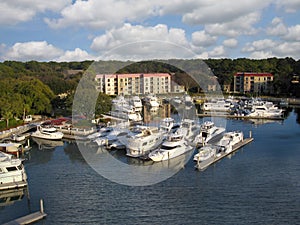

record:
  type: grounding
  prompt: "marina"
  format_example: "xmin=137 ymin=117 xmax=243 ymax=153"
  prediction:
xmin=0 ymin=96 xmax=299 ymax=224
xmin=0 ymin=108 xmax=299 ymax=224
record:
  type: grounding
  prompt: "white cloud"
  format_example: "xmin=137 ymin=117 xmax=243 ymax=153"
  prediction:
xmin=208 ymin=46 xmax=226 ymax=58
xmin=0 ymin=0 xmax=71 ymax=25
xmin=1 ymin=41 xmax=95 ymax=62
xmin=191 ymin=31 xmax=217 ymax=47
xmin=3 ymin=41 xmax=63 ymax=61
xmin=223 ymin=39 xmax=238 ymax=48
xmin=275 ymin=0 xmax=300 ymax=13
xmin=266 ymin=17 xmax=287 ymax=36
xmin=45 ymin=0 xmax=160 ymax=29
xmin=242 ymin=39 xmax=276 ymax=52
xmin=56 ymin=48 xmax=95 ymax=62
xmin=242 ymin=39 xmax=300 ymax=59
xmin=90 ymin=23 xmax=193 ymax=60
xmin=182 ymin=0 xmax=270 ymax=25
xmin=284 ymin=25 xmax=300 ymax=41
xmin=205 ymin=12 xmax=260 ymax=37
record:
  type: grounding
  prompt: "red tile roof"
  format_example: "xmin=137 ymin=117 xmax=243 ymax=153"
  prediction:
xmin=234 ymin=72 xmax=273 ymax=77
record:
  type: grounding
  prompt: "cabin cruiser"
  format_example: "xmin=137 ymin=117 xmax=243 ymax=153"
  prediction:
xmin=94 ymin=128 xmax=128 ymax=148
xmin=121 ymin=126 xmax=164 ymax=158
xmin=87 ymin=127 xmax=114 ymax=140
xmin=31 ymin=125 xmax=64 ymax=140
xmin=193 ymin=145 xmax=216 ymax=162
xmin=247 ymin=103 xmax=283 ymax=118
xmin=176 ymin=119 xmax=199 ymax=142
xmin=217 ymin=131 xmax=244 ymax=154
xmin=0 ymin=143 xmax=22 ymax=155
xmin=143 ymin=94 xmax=160 ymax=108
xmin=158 ymin=117 xmax=180 ymax=134
xmin=202 ymin=99 xmax=232 ymax=112
xmin=195 ymin=121 xmax=225 ymax=146
xmin=0 ymin=152 xmax=27 ymax=190
xmin=129 ymin=96 xmax=143 ymax=112
xmin=149 ymin=133 xmax=193 ymax=162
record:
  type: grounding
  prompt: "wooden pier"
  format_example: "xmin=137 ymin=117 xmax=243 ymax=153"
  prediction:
xmin=3 ymin=199 xmax=47 ymax=225
xmin=195 ymin=136 xmax=254 ymax=171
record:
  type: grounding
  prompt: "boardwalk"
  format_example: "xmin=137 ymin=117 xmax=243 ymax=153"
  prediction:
xmin=195 ymin=137 xmax=254 ymax=171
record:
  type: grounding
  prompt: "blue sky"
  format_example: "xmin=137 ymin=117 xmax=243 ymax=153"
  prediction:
xmin=0 ymin=0 xmax=300 ymax=61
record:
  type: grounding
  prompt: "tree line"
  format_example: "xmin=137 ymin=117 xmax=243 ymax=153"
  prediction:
xmin=0 ymin=58 xmax=299 ymax=127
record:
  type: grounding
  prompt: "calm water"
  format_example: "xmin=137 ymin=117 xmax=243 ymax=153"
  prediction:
xmin=1 ymin=108 xmax=300 ymax=224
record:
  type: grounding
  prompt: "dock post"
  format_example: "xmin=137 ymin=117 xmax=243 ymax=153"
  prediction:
xmin=40 ymin=199 xmax=44 ymax=214
xmin=249 ymin=130 xmax=252 ymax=138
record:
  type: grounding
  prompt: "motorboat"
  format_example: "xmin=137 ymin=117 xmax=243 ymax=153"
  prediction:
xmin=143 ymin=94 xmax=160 ymax=108
xmin=195 ymin=121 xmax=225 ymax=146
xmin=94 ymin=128 xmax=128 ymax=148
xmin=202 ymin=99 xmax=232 ymax=112
xmin=129 ymin=96 xmax=143 ymax=112
xmin=0 ymin=152 xmax=27 ymax=190
xmin=193 ymin=145 xmax=216 ymax=162
xmin=149 ymin=133 xmax=194 ymax=162
xmin=121 ymin=126 xmax=164 ymax=158
xmin=0 ymin=143 xmax=22 ymax=156
xmin=247 ymin=102 xmax=283 ymax=118
xmin=158 ymin=117 xmax=179 ymax=134
xmin=217 ymin=131 xmax=244 ymax=153
xmin=11 ymin=134 xmax=26 ymax=142
xmin=87 ymin=127 xmax=114 ymax=140
xmin=110 ymin=108 xmax=142 ymax=122
xmin=31 ymin=125 xmax=64 ymax=140
xmin=176 ymin=119 xmax=199 ymax=142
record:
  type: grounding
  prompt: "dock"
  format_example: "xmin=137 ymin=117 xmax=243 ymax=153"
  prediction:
xmin=195 ymin=137 xmax=254 ymax=171
xmin=197 ymin=113 xmax=284 ymax=120
xmin=3 ymin=199 xmax=47 ymax=225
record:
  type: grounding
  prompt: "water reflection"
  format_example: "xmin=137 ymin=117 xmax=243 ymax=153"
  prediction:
xmin=31 ymin=137 xmax=64 ymax=150
xmin=294 ymin=107 xmax=300 ymax=124
xmin=0 ymin=187 xmax=28 ymax=209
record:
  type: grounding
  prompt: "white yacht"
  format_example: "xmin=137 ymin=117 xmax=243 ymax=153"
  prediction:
xmin=129 ymin=96 xmax=143 ymax=112
xmin=0 ymin=143 xmax=22 ymax=156
xmin=111 ymin=95 xmax=142 ymax=121
xmin=87 ymin=127 xmax=114 ymax=140
xmin=193 ymin=145 xmax=216 ymax=162
xmin=0 ymin=152 xmax=27 ymax=190
xmin=149 ymin=133 xmax=193 ymax=162
xmin=248 ymin=102 xmax=283 ymax=118
xmin=122 ymin=126 xmax=164 ymax=158
xmin=31 ymin=125 xmax=64 ymax=140
xmin=158 ymin=117 xmax=179 ymax=134
xmin=202 ymin=99 xmax=232 ymax=112
xmin=195 ymin=121 xmax=225 ymax=146
xmin=217 ymin=131 xmax=244 ymax=154
xmin=176 ymin=119 xmax=199 ymax=142
xmin=94 ymin=128 xmax=128 ymax=147
xmin=143 ymin=94 xmax=160 ymax=108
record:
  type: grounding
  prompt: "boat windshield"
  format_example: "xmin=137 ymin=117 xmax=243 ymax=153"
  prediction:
xmin=161 ymin=145 xmax=180 ymax=150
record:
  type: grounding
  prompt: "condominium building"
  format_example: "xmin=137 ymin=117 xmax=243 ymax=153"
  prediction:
xmin=95 ymin=73 xmax=172 ymax=95
xmin=233 ymin=72 xmax=274 ymax=94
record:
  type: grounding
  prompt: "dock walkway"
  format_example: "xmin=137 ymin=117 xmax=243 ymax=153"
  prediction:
xmin=3 ymin=199 xmax=47 ymax=225
xmin=195 ymin=137 xmax=254 ymax=171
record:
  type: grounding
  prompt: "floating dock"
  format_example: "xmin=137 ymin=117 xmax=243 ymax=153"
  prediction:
xmin=3 ymin=199 xmax=47 ymax=225
xmin=195 ymin=136 xmax=254 ymax=171
xmin=197 ymin=113 xmax=284 ymax=120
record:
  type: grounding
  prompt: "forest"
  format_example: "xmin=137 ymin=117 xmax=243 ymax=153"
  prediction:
xmin=0 ymin=57 xmax=299 ymax=127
